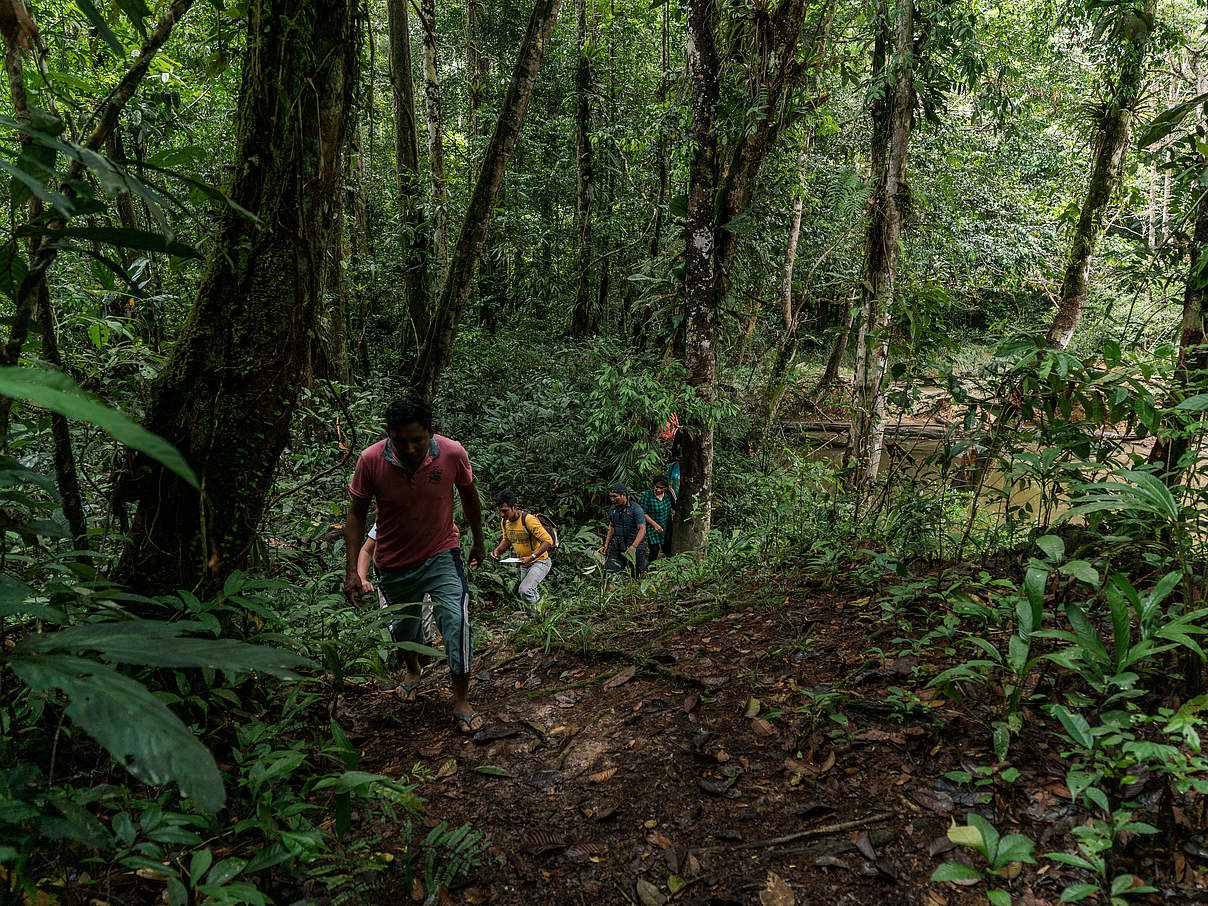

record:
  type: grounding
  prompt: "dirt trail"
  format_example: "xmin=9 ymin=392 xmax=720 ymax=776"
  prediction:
xmin=336 ymin=583 xmax=1198 ymax=905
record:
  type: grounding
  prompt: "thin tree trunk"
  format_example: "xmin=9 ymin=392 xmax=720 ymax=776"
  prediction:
xmin=673 ymin=0 xmax=721 ymax=555
xmin=816 ymin=300 xmax=856 ymax=392
xmin=420 ymin=0 xmax=449 ymax=275
xmin=388 ymin=0 xmax=430 ymax=354
xmin=413 ymin=0 xmax=562 ymax=400
xmin=113 ymin=0 xmax=358 ymax=594
xmin=650 ymin=1 xmax=669 ymax=262
xmin=847 ymin=0 xmax=913 ymax=486
xmin=1151 ymin=151 xmax=1208 ymax=483
xmin=466 ymin=0 xmax=484 ymax=144
xmin=570 ymin=0 xmax=595 ymax=337
xmin=1045 ymin=0 xmax=1156 ymax=350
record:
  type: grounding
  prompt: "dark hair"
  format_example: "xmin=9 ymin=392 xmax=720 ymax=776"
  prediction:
xmin=653 ymin=475 xmax=669 ymax=488
xmin=496 ymin=488 xmax=518 ymax=507
xmin=385 ymin=395 xmax=432 ymax=431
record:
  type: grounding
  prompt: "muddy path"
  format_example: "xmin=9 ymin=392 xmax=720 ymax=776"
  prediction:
xmin=336 ymin=578 xmax=1205 ymax=906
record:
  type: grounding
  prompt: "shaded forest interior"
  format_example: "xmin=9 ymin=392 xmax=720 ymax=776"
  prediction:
xmin=4 ymin=0 xmax=1208 ymax=904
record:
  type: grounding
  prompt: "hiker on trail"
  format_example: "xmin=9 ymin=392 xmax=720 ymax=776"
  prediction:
xmin=343 ymin=395 xmax=487 ymax=734
xmin=599 ymin=483 xmax=647 ymax=578
xmin=489 ymin=489 xmax=554 ymax=614
xmin=638 ymin=476 xmax=673 ymax=561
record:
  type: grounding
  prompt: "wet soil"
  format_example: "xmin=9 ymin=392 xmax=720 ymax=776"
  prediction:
xmin=337 ymin=573 xmax=1208 ymax=906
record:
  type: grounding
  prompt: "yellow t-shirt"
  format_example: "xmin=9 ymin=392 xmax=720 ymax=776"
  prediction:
xmin=503 ymin=513 xmax=553 ymax=561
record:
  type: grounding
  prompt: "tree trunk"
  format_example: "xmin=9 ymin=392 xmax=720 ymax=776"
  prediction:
xmin=413 ymin=0 xmax=562 ymax=401
xmin=650 ymin=2 xmax=669 ymax=262
xmin=466 ymin=0 xmax=484 ymax=144
xmin=1045 ymin=0 xmax=1156 ymax=350
xmin=388 ymin=0 xmax=431 ymax=353
xmin=816 ymin=300 xmax=856 ymax=393
xmin=847 ymin=0 xmax=913 ymax=486
xmin=781 ymin=141 xmax=809 ymax=332
xmin=114 ymin=0 xmax=358 ymax=594
xmin=570 ymin=0 xmax=595 ymax=337
xmin=420 ymin=0 xmax=449 ymax=276
xmin=673 ymin=0 xmax=721 ymax=555
xmin=1151 ymin=152 xmax=1208 ymax=484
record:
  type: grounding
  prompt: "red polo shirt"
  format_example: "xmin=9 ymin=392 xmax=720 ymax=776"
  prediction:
xmin=349 ymin=435 xmax=473 ymax=571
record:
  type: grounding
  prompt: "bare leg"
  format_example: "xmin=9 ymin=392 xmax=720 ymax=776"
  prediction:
xmin=451 ymin=673 xmax=482 ymax=729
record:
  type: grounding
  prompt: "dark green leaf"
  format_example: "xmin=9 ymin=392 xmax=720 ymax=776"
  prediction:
xmin=11 ymin=653 xmax=225 ymax=811
xmin=73 ymin=0 xmax=125 ymax=57
xmin=0 ymin=367 xmax=198 ymax=489
xmin=21 ymin=226 xmax=200 ymax=259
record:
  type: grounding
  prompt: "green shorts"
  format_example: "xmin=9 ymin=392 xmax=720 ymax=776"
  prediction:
xmin=376 ymin=548 xmax=473 ymax=675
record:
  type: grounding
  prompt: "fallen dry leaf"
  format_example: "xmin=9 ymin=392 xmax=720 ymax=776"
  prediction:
xmin=759 ymin=870 xmax=795 ymax=906
xmin=604 ymin=665 xmax=638 ymax=689
xmin=588 ymin=767 xmax=618 ymax=784
xmin=435 ymin=758 xmax=458 ymax=779
xmin=751 ymin=718 xmax=776 ymax=737
xmin=682 ymin=694 xmax=700 ymax=713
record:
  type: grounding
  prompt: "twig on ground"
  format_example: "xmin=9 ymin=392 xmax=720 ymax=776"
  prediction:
xmin=691 ymin=812 xmax=895 ymax=854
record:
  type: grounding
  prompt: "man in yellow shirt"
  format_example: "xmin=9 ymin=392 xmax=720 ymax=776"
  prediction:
xmin=489 ymin=489 xmax=553 ymax=614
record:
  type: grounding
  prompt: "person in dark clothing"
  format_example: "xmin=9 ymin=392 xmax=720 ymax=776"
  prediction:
xmin=599 ymin=483 xmax=647 ymax=578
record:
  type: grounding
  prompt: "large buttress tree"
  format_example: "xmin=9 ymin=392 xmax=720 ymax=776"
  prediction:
xmin=114 ymin=0 xmax=359 ymax=593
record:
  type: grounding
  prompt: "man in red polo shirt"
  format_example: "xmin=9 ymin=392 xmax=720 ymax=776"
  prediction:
xmin=343 ymin=396 xmax=486 ymax=733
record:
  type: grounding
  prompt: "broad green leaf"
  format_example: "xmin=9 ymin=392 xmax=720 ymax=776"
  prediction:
xmin=930 ymin=861 xmax=983 ymax=882
xmin=1174 ymin=392 xmax=1208 ymax=410
xmin=987 ymin=891 xmax=1011 ymax=906
xmin=22 ymin=226 xmax=200 ymax=258
xmin=1138 ymin=92 xmax=1208 ymax=148
xmin=17 ymin=620 xmax=310 ymax=677
xmin=968 ymin=813 xmax=999 ymax=863
xmin=0 ymin=367 xmax=198 ymax=489
xmin=1035 ymin=534 xmax=1064 ymax=561
xmin=947 ymin=821 xmax=984 ymax=852
xmin=1051 ymin=705 xmax=1094 ymax=750
xmin=72 ymin=0 xmax=124 ymax=57
xmin=1059 ymin=883 xmax=1100 ymax=902
xmin=1059 ymin=560 xmax=1100 ymax=587
xmin=0 ymin=157 xmax=74 ymax=217
xmin=11 ymin=653 xmax=225 ymax=811
xmin=115 ymin=0 xmax=151 ymax=35
xmin=995 ymin=834 xmax=1037 ymax=865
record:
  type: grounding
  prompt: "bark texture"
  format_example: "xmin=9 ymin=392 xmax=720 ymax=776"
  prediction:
xmin=1151 ymin=150 xmax=1208 ymax=484
xmin=420 ymin=0 xmax=449 ymax=274
xmin=388 ymin=0 xmax=431 ymax=351
xmin=114 ymin=0 xmax=358 ymax=593
xmin=673 ymin=0 xmax=814 ymax=552
xmin=413 ymin=0 xmax=562 ymax=401
xmin=673 ymin=0 xmax=721 ymax=554
xmin=847 ymin=0 xmax=913 ymax=486
xmin=1045 ymin=1 xmax=1156 ymax=350
xmin=570 ymin=0 xmax=596 ymax=337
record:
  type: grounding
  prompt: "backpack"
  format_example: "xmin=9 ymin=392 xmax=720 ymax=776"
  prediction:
xmin=520 ymin=510 xmax=559 ymax=553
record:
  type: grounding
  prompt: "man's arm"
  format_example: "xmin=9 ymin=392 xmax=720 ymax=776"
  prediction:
xmin=644 ymin=514 xmax=663 ymax=534
xmin=356 ymin=537 xmax=376 ymax=593
xmin=631 ymin=522 xmax=647 ymax=549
xmin=457 ymin=480 xmax=486 ymax=567
xmin=344 ymin=495 xmax=371 ymax=607
xmin=600 ymin=523 xmax=614 ymax=554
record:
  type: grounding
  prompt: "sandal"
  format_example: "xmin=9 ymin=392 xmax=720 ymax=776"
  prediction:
xmin=454 ymin=711 xmax=485 ymax=734
xmin=397 ymin=679 xmax=420 ymax=702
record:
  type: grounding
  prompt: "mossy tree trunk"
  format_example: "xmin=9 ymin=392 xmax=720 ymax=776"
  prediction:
xmin=420 ymin=0 xmax=450 ymax=276
xmin=847 ymin=0 xmax=913 ymax=487
xmin=1151 ymin=153 xmax=1208 ymax=484
xmin=388 ymin=0 xmax=432 ymax=355
xmin=114 ymin=0 xmax=358 ymax=594
xmin=1046 ymin=1 xmax=1156 ymax=350
xmin=570 ymin=0 xmax=596 ymax=338
xmin=674 ymin=0 xmax=813 ymax=552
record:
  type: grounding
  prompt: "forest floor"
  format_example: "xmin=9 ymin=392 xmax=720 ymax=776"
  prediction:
xmin=336 ymin=564 xmax=1207 ymax=906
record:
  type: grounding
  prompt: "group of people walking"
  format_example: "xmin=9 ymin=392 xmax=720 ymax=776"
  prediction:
xmin=341 ymin=395 xmax=682 ymax=733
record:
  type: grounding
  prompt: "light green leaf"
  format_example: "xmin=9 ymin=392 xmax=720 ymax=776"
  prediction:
xmin=930 ymin=861 xmax=983 ymax=882
xmin=0 ymin=367 xmax=198 ymax=489
xmin=1058 ymin=560 xmax=1100 ymax=587
xmin=474 ymin=764 xmax=512 ymax=777
xmin=1035 ymin=535 xmax=1064 ymax=561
